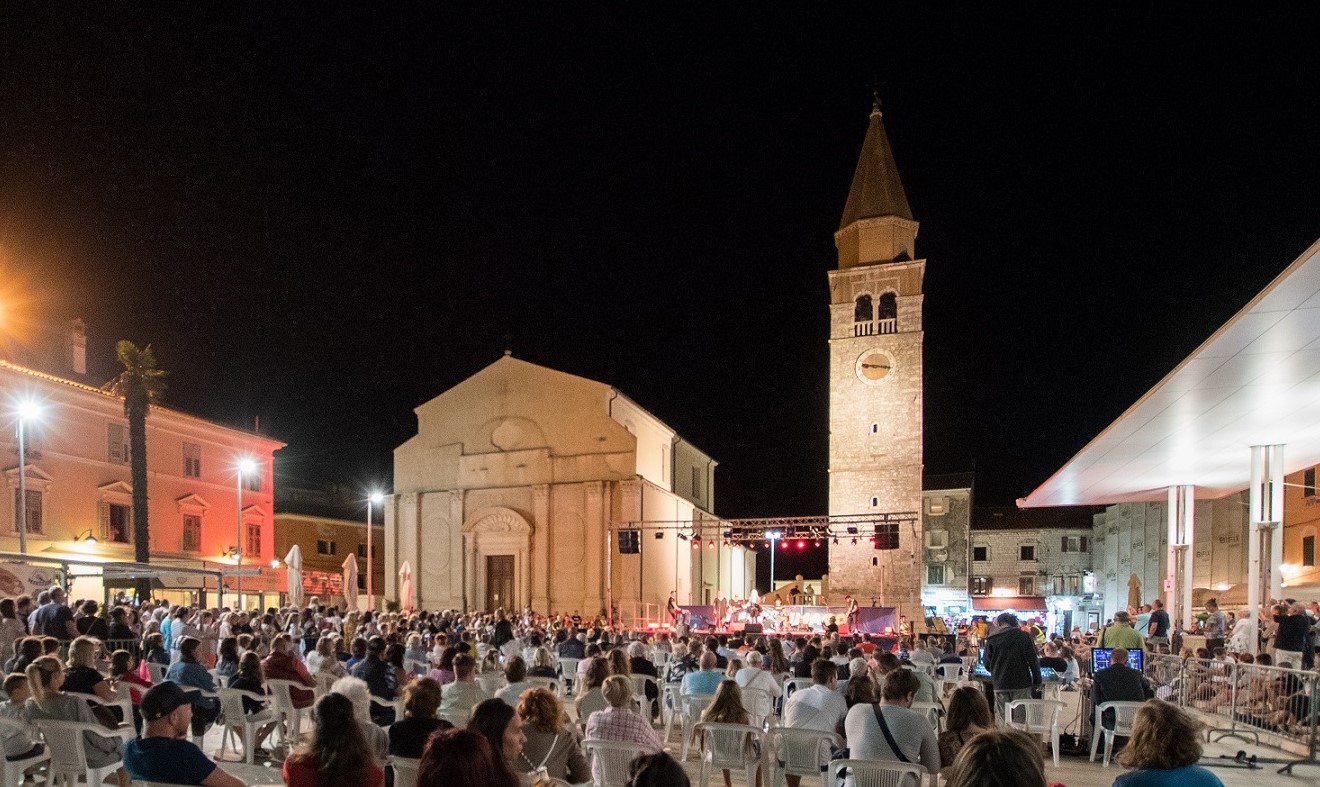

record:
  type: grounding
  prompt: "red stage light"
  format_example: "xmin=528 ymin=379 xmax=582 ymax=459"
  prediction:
xmin=691 ymin=541 xmax=700 ymax=550
xmin=796 ymin=539 xmax=806 ymax=549
xmin=707 ymin=539 xmax=715 ymax=548
xmin=780 ymin=541 xmax=789 ymax=550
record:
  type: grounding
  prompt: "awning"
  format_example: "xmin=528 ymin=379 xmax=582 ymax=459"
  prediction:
xmin=103 ymin=577 xmax=166 ymax=590
xmin=971 ymin=596 xmax=1047 ymax=611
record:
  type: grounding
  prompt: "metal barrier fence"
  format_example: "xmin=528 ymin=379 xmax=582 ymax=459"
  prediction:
xmin=1145 ymin=654 xmax=1320 ymax=773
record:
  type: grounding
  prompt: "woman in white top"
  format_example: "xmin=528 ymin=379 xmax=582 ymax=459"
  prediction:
xmin=844 ymin=667 xmax=940 ymax=778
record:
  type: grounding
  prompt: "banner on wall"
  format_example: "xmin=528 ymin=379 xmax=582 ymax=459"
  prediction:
xmin=0 ymin=562 xmax=62 ymax=596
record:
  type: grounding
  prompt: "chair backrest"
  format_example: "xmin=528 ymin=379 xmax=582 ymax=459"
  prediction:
xmin=578 ymin=688 xmax=609 ymax=719
xmin=393 ymin=756 xmax=421 ymax=787
xmin=558 ymin=658 xmax=582 ymax=679
xmin=266 ymin=678 xmax=303 ymax=711
xmin=909 ymin=700 xmax=944 ymax=730
xmin=147 ymin=662 xmax=167 ymax=684
xmin=739 ymin=686 xmax=774 ymax=729
xmin=783 ymin=676 xmax=813 ymax=699
xmin=827 ymin=758 xmax=923 ymax=787
xmin=681 ymin=692 xmax=714 ymax=722
xmin=694 ymin=722 xmax=761 ymax=768
xmin=1006 ymin=699 xmax=1065 ymax=733
xmin=766 ymin=728 xmax=843 ymax=777
xmin=528 ymin=676 xmax=560 ymax=695
xmin=314 ymin=671 xmax=337 ymax=697
xmin=628 ymin=674 xmax=657 ymax=699
xmin=437 ymin=707 xmax=471 ymax=727
xmin=582 ymin=738 xmax=659 ymax=787
xmin=30 ymin=719 xmax=94 ymax=772
xmin=217 ymin=687 xmax=267 ymax=720
xmin=475 ymin=675 xmax=506 ymax=696
xmin=936 ymin=664 xmax=964 ymax=681
xmin=1098 ymin=701 xmax=1145 ymax=735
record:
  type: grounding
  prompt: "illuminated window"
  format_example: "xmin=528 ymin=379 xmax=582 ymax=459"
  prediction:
xmin=925 ymin=496 xmax=947 ymax=516
xmin=971 ymin=576 xmax=991 ymax=595
xmin=182 ymin=514 xmax=202 ymax=552
xmin=245 ymin=523 xmax=261 ymax=558
xmin=1019 ymin=576 xmax=1035 ymax=595
xmin=101 ymin=502 xmax=131 ymax=543
xmin=183 ymin=443 xmax=201 ymax=478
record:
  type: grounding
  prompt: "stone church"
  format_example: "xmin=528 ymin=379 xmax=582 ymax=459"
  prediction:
xmin=827 ymin=99 xmax=925 ymax=616
xmin=385 ymin=356 xmax=754 ymax=615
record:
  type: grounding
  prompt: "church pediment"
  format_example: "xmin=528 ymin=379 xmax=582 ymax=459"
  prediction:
xmin=462 ymin=506 xmax=533 ymax=535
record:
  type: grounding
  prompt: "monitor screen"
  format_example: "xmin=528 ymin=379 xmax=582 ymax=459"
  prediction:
xmin=1091 ymin=647 xmax=1143 ymax=672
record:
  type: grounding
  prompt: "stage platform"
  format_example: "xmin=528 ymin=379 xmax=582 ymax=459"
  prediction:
xmin=675 ymin=603 xmax=898 ymax=635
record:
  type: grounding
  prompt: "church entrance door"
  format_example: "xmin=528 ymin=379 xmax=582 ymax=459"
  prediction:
xmin=487 ymin=555 xmax=515 ymax=610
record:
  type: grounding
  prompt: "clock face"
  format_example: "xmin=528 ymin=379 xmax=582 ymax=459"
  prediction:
xmin=856 ymin=349 xmax=894 ymax=385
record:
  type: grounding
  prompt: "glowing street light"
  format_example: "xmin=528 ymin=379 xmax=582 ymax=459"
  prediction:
xmin=766 ymin=530 xmax=782 ymax=595
xmin=14 ymin=399 xmax=42 ymax=555
xmin=367 ymin=491 xmax=384 ymax=610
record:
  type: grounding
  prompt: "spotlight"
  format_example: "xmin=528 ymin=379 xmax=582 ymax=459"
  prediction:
xmin=707 ymin=539 xmax=715 ymax=548
xmin=851 ymin=538 xmax=858 ymax=545
xmin=780 ymin=541 xmax=789 ymax=550
xmin=796 ymin=539 xmax=806 ymax=549
xmin=832 ymin=537 xmax=839 ymax=545
xmin=691 ymin=541 xmax=700 ymax=551
xmin=814 ymin=540 xmax=822 ymax=548
xmin=722 ymin=539 xmax=730 ymax=547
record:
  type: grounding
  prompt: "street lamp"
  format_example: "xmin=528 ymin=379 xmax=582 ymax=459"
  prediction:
xmin=235 ymin=458 xmax=257 ymax=607
xmin=14 ymin=399 xmax=42 ymax=555
xmin=766 ymin=530 xmax=782 ymax=595
xmin=367 ymin=491 xmax=384 ymax=610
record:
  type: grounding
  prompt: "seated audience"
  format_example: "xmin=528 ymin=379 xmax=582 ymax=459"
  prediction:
xmin=122 ymin=681 xmax=245 ymax=787
xmin=283 ymin=692 xmax=384 ymax=787
xmin=844 ymin=666 xmax=940 ymax=776
xmin=939 ymin=686 xmax=993 ymax=775
xmin=389 ymin=677 xmax=450 ymax=758
xmin=944 ymin=728 xmax=1047 ymax=787
xmin=1114 ymin=700 xmax=1224 ymax=786
xmin=514 ymin=686 xmax=590 ymax=784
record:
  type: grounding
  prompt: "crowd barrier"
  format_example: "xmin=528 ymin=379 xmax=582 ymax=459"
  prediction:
xmin=1144 ymin=653 xmax=1320 ymax=773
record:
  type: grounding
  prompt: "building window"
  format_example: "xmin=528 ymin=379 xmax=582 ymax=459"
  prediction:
xmin=973 ymin=545 xmax=988 ymax=562
xmin=1019 ymin=545 xmax=1036 ymax=561
xmin=1305 ymin=535 xmax=1316 ymax=568
xmin=877 ymin=292 xmax=898 ymax=334
xmin=245 ymin=523 xmax=261 ymax=559
xmin=12 ymin=489 xmax=42 ymax=534
xmin=183 ymin=443 xmax=201 ymax=478
xmin=927 ymin=564 xmax=945 ymax=585
xmin=1019 ymin=576 xmax=1036 ymax=595
xmin=871 ymin=497 xmax=878 ymax=507
xmin=245 ymin=472 xmax=261 ymax=493
xmin=925 ymin=529 xmax=947 ymax=548
xmin=971 ymin=576 xmax=991 ymax=596
xmin=107 ymin=423 xmax=130 ymax=465
xmin=1307 ymin=468 xmax=1317 ymax=498
xmin=182 ymin=514 xmax=202 ymax=552
xmin=926 ymin=496 xmax=947 ymax=516
xmin=1060 ymin=535 xmax=1089 ymax=553
xmin=100 ymin=502 xmax=131 ymax=543
xmin=318 ymin=540 xmax=336 ymax=556
xmin=357 ymin=543 xmax=376 ymax=559
xmin=854 ymin=295 xmax=874 ymax=337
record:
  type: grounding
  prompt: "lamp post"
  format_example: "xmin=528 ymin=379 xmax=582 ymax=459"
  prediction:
xmin=766 ymin=530 xmax=782 ymax=595
xmin=367 ymin=491 xmax=383 ymax=611
xmin=235 ymin=458 xmax=256 ymax=608
xmin=14 ymin=400 xmax=41 ymax=555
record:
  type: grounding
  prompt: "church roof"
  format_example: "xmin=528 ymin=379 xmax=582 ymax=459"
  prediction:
xmin=838 ymin=98 xmax=913 ymax=229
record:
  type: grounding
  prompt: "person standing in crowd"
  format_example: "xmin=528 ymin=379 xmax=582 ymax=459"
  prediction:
xmin=1114 ymin=701 xmax=1224 ymax=786
xmin=31 ymin=586 xmax=78 ymax=641
xmin=1147 ymin=599 xmax=1171 ymax=649
xmin=1272 ymin=603 xmax=1310 ymax=668
xmin=283 ymin=692 xmax=384 ymax=787
xmin=983 ymin=612 xmax=1041 ymax=722
xmin=1203 ymin=599 xmax=1227 ymax=653
xmin=0 ymin=599 xmax=27 ymax=666
xmin=1100 ymin=611 xmax=1146 ymax=652
xmin=122 ymin=682 xmax=245 ymax=787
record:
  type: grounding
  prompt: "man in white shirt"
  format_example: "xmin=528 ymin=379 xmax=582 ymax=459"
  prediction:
xmin=439 ymin=654 xmax=490 ymax=716
xmin=734 ymin=650 xmax=783 ymax=697
xmin=783 ymin=658 xmax=848 ymax=787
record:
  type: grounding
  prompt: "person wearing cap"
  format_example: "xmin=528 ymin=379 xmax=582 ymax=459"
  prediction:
xmin=982 ymin=612 xmax=1041 ymax=722
xmin=121 ymin=682 xmax=244 ymax=787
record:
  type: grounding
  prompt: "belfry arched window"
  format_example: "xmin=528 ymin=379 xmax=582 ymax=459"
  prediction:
xmin=877 ymin=292 xmax=897 ymax=334
xmin=854 ymin=295 xmax=874 ymax=336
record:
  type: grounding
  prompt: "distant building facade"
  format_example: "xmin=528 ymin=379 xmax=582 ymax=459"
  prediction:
xmin=920 ymin=473 xmax=973 ymax=618
xmin=1281 ymin=464 xmax=1320 ymax=595
xmin=274 ymin=483 xmax=385 ymax=610
xmin=827 ymin=99 xmax=925 ymax=617
xmin=1 ymin=359 xmax=284 ymax=606
xmin=386 ymin=356 xmax=753 ymax=617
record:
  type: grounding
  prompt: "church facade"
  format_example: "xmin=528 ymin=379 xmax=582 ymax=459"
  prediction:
xmin=827 ymin=100 xmax=926 ymax=616
xmin=385 ymin=356 xmax=753 ymax=616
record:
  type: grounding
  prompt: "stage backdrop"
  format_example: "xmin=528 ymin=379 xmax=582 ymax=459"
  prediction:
xmin=679 ymin=605 xmax=898 ymax=635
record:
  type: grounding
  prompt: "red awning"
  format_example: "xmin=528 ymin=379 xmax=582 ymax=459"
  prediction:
xmin=971 ymin=596 xmax=1047 ymax=611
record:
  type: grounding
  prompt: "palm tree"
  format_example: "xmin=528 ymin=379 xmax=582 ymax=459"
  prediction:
xmin=104 ymin=341 xmax=166 ymax=600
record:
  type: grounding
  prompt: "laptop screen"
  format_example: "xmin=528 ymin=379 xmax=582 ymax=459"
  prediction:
xmin=1091 ymin=647 xmax=1143 ymax=672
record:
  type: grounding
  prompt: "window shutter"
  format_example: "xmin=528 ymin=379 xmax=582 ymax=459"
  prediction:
xmin=1081 ymin=536 xmax=1089 ymax=553
xmin=98 ymin=502 xmax=110 ymax=541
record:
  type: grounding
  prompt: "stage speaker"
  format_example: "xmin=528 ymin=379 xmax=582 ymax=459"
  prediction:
xmin=743 ymin=623 xmax=763 ymax=634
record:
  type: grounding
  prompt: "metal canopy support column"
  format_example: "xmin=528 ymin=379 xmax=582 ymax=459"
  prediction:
xmin=1248 ymin=444 xmax=1285 ymax=655
xmin=1167 ymin=485 xmax=1195 ymax=633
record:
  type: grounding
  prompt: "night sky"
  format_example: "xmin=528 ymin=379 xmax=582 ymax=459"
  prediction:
xmin=2 ymin=7 xmax=1319 ymax=583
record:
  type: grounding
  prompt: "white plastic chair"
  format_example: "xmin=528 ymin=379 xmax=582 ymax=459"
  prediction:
xmin=67 ymin=687 xmax=134 ymax=729
xmin=475 ymin=675 xmax=506 ymax=696
xmin=1006 ymin=699 xmax=1065 ymax=767
xmin=935 ymin=664 xmax=964 ymax=695
xmin=0 ymin=716 xmax=51 ymax=786
xmin=558 ymin=658 xmax=582 ymax=694
xmin=679 ymin=692 xmax=715 ymax=760
xmin=582 ymin=738 xmax=659 ymax=787
xmin=178 ymin=687 xmax=221 ymax=749
xmin=628 ymin=674 xmax=659 ymax=722
xmin=765 ymin=728 xmax=842 ymax=787
xmin=1090 ymin=700 xmax=1146 ymax=767
xmin=528 ymin=676 xmax=561 ymax=698
xmin=267 ymin=678 xmax=314 ymax=745
xmin=313 ymin=671 xmax=337 ymax=698
xmin=909 ymin=701 xmax=944 ymax=733
xmin=404 ymin=658 xmax=428 ymax=677
xmin=437 ymin=706 xmax=471 ymax=726
xmin=694 ymin=721 xmax=762 ymax=787
xmin=370 ymin=694 xmax=402 ymax=725
xmin=739 ymin=685 xmax=775 ymax=730
xmin=782 ymin=676 xmax=813 ymax=705
xmin=217 ymin=687 xmax=274 ymax=764
xmin=827 ymin=758 xmax=923 ymax=787
xmin=32 ymin=718 xmax=132 ymax=787
xmin=146 ymin=662 xmax=167 ymax=684
xmin=393 ymin=756 xmax=421 ymax=787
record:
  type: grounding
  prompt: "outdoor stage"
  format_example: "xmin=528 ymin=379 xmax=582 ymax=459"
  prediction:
xmin=675 ymin=604 xmax=898 ymax=635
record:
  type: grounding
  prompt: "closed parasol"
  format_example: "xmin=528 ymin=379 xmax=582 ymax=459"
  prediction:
xmin=342 ymin=554 xmax=359 ymax=610
xmin=284 ymin=544 xmax=304 ymax=609
xmin=398 ymin=561 xmax=414 ymax=612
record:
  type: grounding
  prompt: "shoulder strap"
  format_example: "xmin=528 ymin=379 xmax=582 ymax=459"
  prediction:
xmin=871 ymin=703 xmax=911 ymax=763
xmin=536 ymin=734 xmax=560 ymax=769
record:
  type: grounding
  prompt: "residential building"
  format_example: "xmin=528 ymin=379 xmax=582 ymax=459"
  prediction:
xmin=1282 ymin=464 xmax=1320 ymax=594
xmin=274 ymin=483 xmax=385 ymax=610
xmin=920 ymin=472 xmax=973 ymax=618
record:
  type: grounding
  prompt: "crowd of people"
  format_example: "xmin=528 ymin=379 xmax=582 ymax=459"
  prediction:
xmin=0 ymin=587 xmax=1276 ymax=786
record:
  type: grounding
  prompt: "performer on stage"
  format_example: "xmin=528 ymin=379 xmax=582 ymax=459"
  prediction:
xmin=713 ymin=593 xmax=728 ymax=632
xmin=845 ymin=594 xmax=860 ymax=630
xmin=666 ymin=591 xmax=679 ymax=625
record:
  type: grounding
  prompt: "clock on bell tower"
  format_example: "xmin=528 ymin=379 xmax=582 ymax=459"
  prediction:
xmin=827 ymin=95 xmax=925 ymax=618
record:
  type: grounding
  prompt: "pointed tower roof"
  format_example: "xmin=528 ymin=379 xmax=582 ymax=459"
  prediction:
xmin=838 ymin=96 xmax=912 ymax=229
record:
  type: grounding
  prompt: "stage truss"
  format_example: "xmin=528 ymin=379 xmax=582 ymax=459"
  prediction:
xmin=608 ymin=511 xmax=919 ymax=547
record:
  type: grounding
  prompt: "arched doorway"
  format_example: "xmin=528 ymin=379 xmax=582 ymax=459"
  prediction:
xmin=463 ymin=507 xmax=533 ymax=611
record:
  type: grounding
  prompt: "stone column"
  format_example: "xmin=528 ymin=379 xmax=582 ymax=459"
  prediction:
xmin=532 ymin=484 xmax=550 ymax=612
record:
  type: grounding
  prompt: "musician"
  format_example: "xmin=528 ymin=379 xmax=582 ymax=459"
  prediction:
xmin=713 ymin=593 xmax=728 ymax=632
xmin=845 ymin=595 xmax=860 ymax=630
xmin=666 ymin=592 xmax=679 ymax=625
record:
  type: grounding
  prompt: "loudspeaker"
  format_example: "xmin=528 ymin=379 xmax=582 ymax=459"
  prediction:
xmin=743 ymin=623 xmax=763 ymax=634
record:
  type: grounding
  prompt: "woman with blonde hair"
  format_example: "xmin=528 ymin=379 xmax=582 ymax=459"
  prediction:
xmin=514 ymin=687 xmax=590 ymax=784
xmin=528 ymin=647 xmax=558 ymax=679
xmin=62 ymin=636 xmax=119 ymax=709
xmin=938 ymin=686 xmax=994 ymax=775
xmin=575 ymin=656 xmax=612 ymax=720
xmin=24 ymin=656 xmax=130 ymax=787
xmin=606 ymin=648 xmax=630 ymax=677
xmin=699 ymin=679 xmax=760 ymax=787
xmin=1114 ymin=700 xmax=1223 ymax=786
xmin=944 ymin=728 xmax=1045 ymax=787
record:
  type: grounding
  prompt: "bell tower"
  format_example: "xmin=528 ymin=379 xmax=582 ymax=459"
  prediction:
xmin=827 ymin=96 xmax=925 ymax=618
